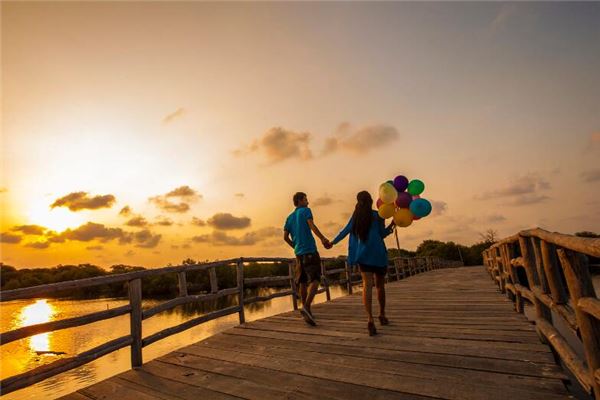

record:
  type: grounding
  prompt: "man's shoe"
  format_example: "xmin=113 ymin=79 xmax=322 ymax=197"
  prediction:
xmin=300 ymin=309 xmax=316 ymax=326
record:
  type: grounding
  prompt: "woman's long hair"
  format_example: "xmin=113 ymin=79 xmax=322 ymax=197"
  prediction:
xmin=351 ymin=191 xmax=374 ymax=242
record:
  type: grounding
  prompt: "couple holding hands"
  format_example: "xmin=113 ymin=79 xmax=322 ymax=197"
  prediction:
xmin=283 ymin=191 xmax=394 ymax=336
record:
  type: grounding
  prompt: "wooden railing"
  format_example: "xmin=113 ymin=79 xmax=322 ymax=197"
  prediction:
xmin=0 ymin=255 xmax=459 ymax=395
xmin=482 ymin=228 xmax=600 ymax=400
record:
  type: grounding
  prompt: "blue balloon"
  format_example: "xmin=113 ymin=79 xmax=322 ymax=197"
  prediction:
xmin=409 ymin=198 xmax=432 ymax=218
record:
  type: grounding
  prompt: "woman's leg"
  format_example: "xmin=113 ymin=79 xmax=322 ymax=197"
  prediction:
xmin=361 ymin=272 xmax=374 ymax=322
xmin=375 ymin=273 xmax=386 ymax=318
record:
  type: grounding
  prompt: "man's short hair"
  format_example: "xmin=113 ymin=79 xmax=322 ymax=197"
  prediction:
xmin=293 ymin=192 xmax=307 ymax=206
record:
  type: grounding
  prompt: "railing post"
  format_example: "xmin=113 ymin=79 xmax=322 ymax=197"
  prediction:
xmin=530 ymin=237 xmax=550 ymax=294
xmin=393 ymin=259 xmax=401 ymax=281
xmin=321 ymin=260 xmax=331 ymax=301
xmin=344 ymin=261 xmax=353 ymax=294
xmin=128 ymin=278 xmax=142 ymax=368
xmin=209 ymin=266 xmax=218 ymax=294
xmin=177 ymin=271 xmax=187 ymax=297
xmin=557 ymin=249 xmax=600 ymax=399
xmin=236 ymin=259 xmax=245 ymax=324
xmin=518 ymin=235 xmax=552 ymax=327
xmin=288 ymin=261 xmax=299 ymax=310
xmin=540 ymin=241 xmax=567 ymax=305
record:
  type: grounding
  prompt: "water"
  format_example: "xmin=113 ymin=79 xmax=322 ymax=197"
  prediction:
xmin=0 ymin=286 xmax=345 ymax=399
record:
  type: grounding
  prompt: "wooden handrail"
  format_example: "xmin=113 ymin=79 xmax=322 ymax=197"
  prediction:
xmin=0 ymin=255 xmax=455 ymax=396
xmin=482 ymin=229 xmax=600 ymax=399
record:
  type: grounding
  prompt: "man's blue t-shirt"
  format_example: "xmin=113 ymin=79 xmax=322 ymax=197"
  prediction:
xmin=284 ymin=207 xmax=317 ymax=256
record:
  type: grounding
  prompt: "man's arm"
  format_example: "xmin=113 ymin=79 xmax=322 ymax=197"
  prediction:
xmin=307 ymin=219 xmax=330 ymax=248
xmin=283 ymin=230 xmax=294 ymax=249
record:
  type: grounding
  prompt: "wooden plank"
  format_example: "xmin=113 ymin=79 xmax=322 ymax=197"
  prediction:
xmin=198 ymin=334 xmax=566 ymax=393
xmin=79 ymin=377 xmax=169 ymax=400
xmin=129 ymin=278 xmax=143 ymax=368
xmin=174 ymin=342 xmax=567 ymax=400
xmin=222 ymin=328 xmax=566 ymax=379
xmin=158 ymin=350 xmax=425 ymax=400
xmin=116 ymin=368 xmax=239 ymax=400
xmin=141 ymin=360 xmax=318 ymax=400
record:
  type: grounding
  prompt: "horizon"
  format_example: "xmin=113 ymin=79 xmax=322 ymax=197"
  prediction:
xmin=1 ymin=2 xmax=599 ymax=269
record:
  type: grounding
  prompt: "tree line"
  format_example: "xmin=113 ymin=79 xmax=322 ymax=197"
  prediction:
xmin=5 ymin=231 xmax=594 ymax=299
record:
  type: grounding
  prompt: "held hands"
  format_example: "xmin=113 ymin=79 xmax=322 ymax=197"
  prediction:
xmin=321 ymin=237 xmax=333 ymax=249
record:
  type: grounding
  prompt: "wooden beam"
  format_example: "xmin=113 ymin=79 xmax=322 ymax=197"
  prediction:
xmin=128 ymin=279 xmax=143 ymax=368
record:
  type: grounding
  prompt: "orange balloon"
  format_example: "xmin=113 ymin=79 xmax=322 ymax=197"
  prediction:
xmin=378 ymin=203 xmax=395 ymax=219
xmin=393 ymin=208 xmax=413 ymax=227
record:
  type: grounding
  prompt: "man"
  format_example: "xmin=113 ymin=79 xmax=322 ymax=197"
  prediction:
xmin=284 ymin=192 xmax=331 ymax=326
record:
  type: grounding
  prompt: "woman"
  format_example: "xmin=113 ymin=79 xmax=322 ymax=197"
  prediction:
xmin=331 ymin=191 xmax=394 ymax=335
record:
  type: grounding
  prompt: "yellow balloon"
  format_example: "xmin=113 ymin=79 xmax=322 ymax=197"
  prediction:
xmin=393 ymin=208 xmax=413 ymax=227
xmin=378 ymin=203 xmax=395 ymax=219
xmin=379 ymin=183 xmax=397 ymax=204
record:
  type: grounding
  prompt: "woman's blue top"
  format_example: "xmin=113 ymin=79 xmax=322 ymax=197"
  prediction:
xmin=332 ymin=210 xmax=394 ymax=268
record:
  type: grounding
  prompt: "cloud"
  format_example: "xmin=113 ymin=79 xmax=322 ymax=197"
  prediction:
xmin=51 ymin=192 xmax=116 ymax=211
xmin=192 ymin=227 xmax=279 ymax=246
xmin=162 ymin=107 xmax=186 ymax=124
xmin=235 ymin=127 xmax=313 ymax=163
xmin=191 ymin=217 xmax=206 ymax=227
xmin=25 ymin=241 xmax=50 ymax=249
xmin=165 ymin=185 xmax=200 ymax=199
xmin=490 ymin=4 xmax=517 ymax=33
xmin=580 ymin=169 xmax=600 ymax=183
xmin=322 ymin=124 xmax=399 ymax=155
xmin=207 ymin=213 xmax=251 ymax=230
xmin=11 ymin=225 xmax=47 ymax=235
xmin=154 ymin=217 xmax=174 ymax=226
xmin=149 ymin=197 xmax=190 ymax=213
xmin=149 ymin=186 xmax=201 ymax=213
xmin=86 ymin=245 xmax=104 ymax=251
xmin=235 ymin=193 xmax=245 ymax=198
xmin=1 ymin=232 xmax=22 ymax=244
xmin=59 ymin=222 xmax=130 ymax=243
xmin=133 ymin=230 xmax=162 ymax=248
xmin=429 ymin=200 xmax=447 ymax=217
xmin=125 ymin=250 xmax=135 ymax=257
xmin=312 ymin=196 xmax=336 ymax=207
xmin=476 ymin=173 xmax=551 ymax=201
xmin=119 ymin=206 xmax=132 ymax=217
xmin=125 ymin=216 xmax=149 ymax=227
xmin=504 ymin=194 xmax=550 ymax=206
xmin=483 ymin=214 xmax=506 ymax=223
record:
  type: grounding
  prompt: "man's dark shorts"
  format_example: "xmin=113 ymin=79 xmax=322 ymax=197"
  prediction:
xmin=295 ymin=252 xmax=322 ymax=285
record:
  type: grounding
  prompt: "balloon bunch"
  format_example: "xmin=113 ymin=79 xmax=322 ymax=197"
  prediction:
xmin=377 ymin=175 xmax=432 ymax=228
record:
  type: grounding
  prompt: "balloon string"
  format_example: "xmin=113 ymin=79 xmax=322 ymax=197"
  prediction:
xmin=394 ymin=226 xmax=401 ymax=253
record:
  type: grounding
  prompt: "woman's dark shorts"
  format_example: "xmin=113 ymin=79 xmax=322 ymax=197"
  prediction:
xmin=359 ymin=263 xmax=387 ymax=276
xmin=295 ymin=252 xmax=322 ymax=285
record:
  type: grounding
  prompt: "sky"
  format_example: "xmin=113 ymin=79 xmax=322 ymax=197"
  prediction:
xmin=1 ymin=2 xmax=599 ymax=269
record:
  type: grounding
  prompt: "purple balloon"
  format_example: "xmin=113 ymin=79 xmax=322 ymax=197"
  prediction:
xmin=393 ymin=175 xmax=409 ymax=192
xmin=395 ymin=192 xmax=412 ymax=208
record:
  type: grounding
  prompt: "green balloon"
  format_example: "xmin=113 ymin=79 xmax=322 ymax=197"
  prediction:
xmin=407 ymin=179 xmax=425 ymax=196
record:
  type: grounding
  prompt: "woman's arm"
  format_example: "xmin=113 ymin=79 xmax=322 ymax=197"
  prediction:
xmin=332 ymin=218 xmax=353 ymax=245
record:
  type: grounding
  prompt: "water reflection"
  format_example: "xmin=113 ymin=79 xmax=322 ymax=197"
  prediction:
xmin=19 ymin=299 xmax=56 ymax=353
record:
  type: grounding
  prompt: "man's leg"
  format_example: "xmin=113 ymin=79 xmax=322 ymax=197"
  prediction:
xmin=299 ymin=282 xmax=308 ymax=308
xmin=304 ymin=280 xmax=319 ymax=312
xmin=375 ymin=273 xmax=386 ymax=318
xmin=361 ymin=272 xmax=374 ymax=323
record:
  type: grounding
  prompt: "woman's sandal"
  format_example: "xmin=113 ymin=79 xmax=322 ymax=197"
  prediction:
xmin=378 ymin=316 xmax=389 ymax=325
xmin=367 ymin=321 xmax=377 ymax=336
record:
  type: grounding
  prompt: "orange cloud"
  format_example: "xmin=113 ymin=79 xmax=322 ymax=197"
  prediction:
xmin=51 ymin=192 xmax=116 ymax=211
xmin=207 ymin=213 xmax=251 ymax=230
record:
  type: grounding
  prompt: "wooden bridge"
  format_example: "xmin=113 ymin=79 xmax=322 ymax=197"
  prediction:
xmin=1 ymin=228 xmax=600 ymax=399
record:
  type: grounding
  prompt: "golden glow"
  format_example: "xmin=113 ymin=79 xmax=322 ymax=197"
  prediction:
xmin=19 ymin=299 xmax=56 ymax=352
xmin=26 ymin=200 xmax=84 ymax=232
